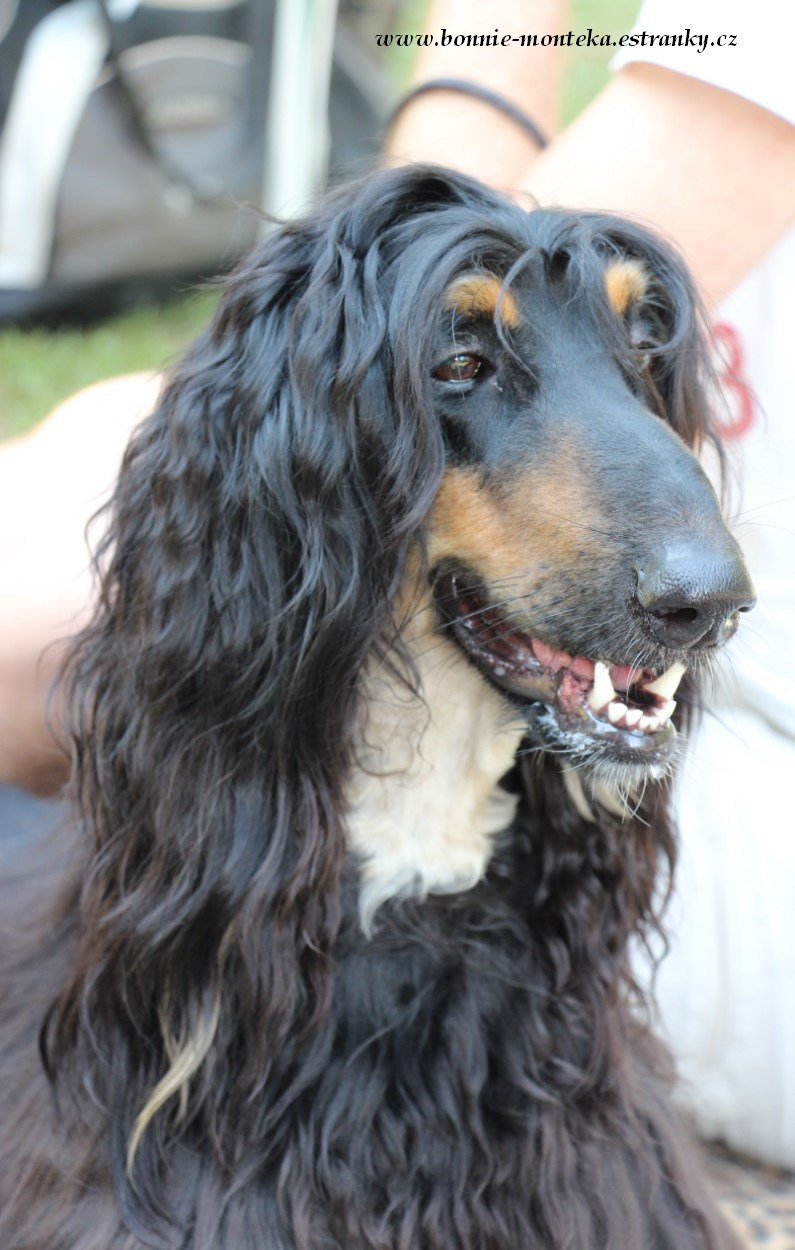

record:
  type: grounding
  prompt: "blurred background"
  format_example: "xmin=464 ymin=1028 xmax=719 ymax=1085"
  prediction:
xmin=0 ymin=0 xmax=639 ymax=443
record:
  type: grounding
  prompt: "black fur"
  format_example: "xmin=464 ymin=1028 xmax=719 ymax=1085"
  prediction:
xmin=0 ymin=167 xmax=745 ymax=1249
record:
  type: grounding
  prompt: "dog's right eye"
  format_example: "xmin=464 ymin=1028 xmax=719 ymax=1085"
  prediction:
xmin=433 ymin=354 xmax=484 ymax=383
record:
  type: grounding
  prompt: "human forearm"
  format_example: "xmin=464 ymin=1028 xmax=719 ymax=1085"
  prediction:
xmin=384 ymin=0 xmax=566 ymax=187
xmin=522 ymin=64 xmax=795 ymax=306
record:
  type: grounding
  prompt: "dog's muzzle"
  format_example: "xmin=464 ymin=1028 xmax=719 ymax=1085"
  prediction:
xmin=434 ymin=550 xmax=754 ymax=775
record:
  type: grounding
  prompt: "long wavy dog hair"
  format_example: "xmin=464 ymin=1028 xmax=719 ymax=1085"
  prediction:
xmin=2 ymin=167 xmax=738 ymax=1249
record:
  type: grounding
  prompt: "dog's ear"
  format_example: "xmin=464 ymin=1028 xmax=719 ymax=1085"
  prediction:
xmin=53 ymin=168 xmax=496 ymax=1220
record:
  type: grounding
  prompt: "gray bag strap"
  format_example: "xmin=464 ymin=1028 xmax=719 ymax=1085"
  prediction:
xmin=95 ymin=0 xmax=260 ymax=203
xmin=94 ymin=0 xmax=342 ymax=216
xmin=95 ymin=0 xmax=187 ymax=192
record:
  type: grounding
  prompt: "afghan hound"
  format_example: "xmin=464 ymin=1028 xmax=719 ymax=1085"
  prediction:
xmin=0 ymin=166 xmax=755 ymax=1249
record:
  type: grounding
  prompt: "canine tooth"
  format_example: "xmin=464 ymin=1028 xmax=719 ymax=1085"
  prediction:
xmin=562 ymin=769 xmax=595 ymax=822
xmin=589 ymin=660 xmax=616 ymax=711
xmin=656 ymin=699 xmax=676 ymax=724
xmin=642 ymin=661 xmax=687 ymax=700
xmin=607 ymin=702 xmax=626 ymax=724
xmin=594 ymin=781 xmax=631 ymax=820
xmin=624 ymin=709 xmax=643 ymax=728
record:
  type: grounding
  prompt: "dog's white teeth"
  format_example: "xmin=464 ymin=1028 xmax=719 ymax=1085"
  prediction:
xmin=642 ymin=661 xmax=687 ymax=700
xmin=589 ymin=660 xmax=616 ymax=711
xmin=603 ymin=696 xmax=670 ymax=734
xmin=607 ymin=701 xmax=625 ymax=724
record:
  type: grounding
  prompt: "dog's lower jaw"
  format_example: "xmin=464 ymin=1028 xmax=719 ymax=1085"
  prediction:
xmin=345 ymin=603 xmax=525 ymax=933
xmin=514 ymin=704 xmax=678 ymax=825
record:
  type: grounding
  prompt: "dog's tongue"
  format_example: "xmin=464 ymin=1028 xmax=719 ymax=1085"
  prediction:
xmin=532 ymin=641 xmax=595 ymax=682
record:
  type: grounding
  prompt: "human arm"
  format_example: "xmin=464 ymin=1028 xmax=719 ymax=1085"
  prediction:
xmin=523 ymin=62 xmax=795 ymax=308
xmin=384 ymin=0 xmax=567 ymax=187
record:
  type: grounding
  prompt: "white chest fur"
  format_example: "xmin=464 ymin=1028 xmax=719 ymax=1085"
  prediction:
xmin=345 ymin=604 xmax=526 ymax=932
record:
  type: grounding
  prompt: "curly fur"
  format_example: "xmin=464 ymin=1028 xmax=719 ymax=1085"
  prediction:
xmin=0 ymin=167 xmax=746 ymax=1249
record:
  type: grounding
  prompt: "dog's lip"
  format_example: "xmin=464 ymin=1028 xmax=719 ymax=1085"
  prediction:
xmin=434 ymin=571 xmax=683 ymax=753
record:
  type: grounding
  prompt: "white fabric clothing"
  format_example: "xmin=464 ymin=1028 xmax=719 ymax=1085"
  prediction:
xmin=612 ymin=0 xmax=795 ymax=126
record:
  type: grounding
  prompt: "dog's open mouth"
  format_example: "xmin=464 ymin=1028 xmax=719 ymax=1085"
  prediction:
xmin=434 ymin=570 xmax=685 ymax=757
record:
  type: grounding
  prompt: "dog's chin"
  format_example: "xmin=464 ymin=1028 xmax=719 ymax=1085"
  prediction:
xmin=433 ymin=569 xmax=683 ymax=785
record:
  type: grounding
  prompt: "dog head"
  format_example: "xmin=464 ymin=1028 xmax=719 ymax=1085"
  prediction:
xmin=423 ymin=229 xmax=754 ymax=788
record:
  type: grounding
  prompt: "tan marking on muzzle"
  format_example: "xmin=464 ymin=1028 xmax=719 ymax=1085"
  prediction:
xmin=444 ymin=274 xmax=519 ymax=328
xmin=605 ymin=259 xmax=648 ymax=316
xmin=426 ymin=463 xmax=606 ymax=589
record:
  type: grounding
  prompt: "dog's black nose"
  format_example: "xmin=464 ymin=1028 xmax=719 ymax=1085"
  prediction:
xmin=636 ymin=543 xmax=756 ymax=649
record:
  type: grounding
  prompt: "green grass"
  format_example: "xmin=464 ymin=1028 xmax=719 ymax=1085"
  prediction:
xmin=0 ymin=0 xmax=640 ymax=441
xmin=564 ymin=0 xmax=642 ymax=121
xmin=0 ymin=292 xmax=217 ymax=441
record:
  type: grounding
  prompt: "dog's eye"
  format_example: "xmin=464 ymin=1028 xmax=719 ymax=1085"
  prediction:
xmin=433 ymin=354 xmax=484 ymax=383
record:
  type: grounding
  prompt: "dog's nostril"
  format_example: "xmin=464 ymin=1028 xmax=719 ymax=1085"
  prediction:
xmin=635 ymin=543 xmax=755 ymax=649
xmin=651 ymin=606 xmax=699 ymax=628
xmin=640 ymin=595 xmax=712 ymax=647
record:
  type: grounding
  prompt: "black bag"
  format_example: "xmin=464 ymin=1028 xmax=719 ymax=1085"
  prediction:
xmin=0 ymin=0 xmax=387 ymax=324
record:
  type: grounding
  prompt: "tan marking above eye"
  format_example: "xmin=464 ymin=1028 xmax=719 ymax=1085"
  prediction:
xmin=605 ymin=259 xmax=648 ymax=317
xmin=444 ymin=274 xmax=520 ymax=329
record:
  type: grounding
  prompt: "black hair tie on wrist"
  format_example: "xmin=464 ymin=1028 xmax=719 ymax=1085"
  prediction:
xmin=386 ymin=78 xmax=549 ymax=150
